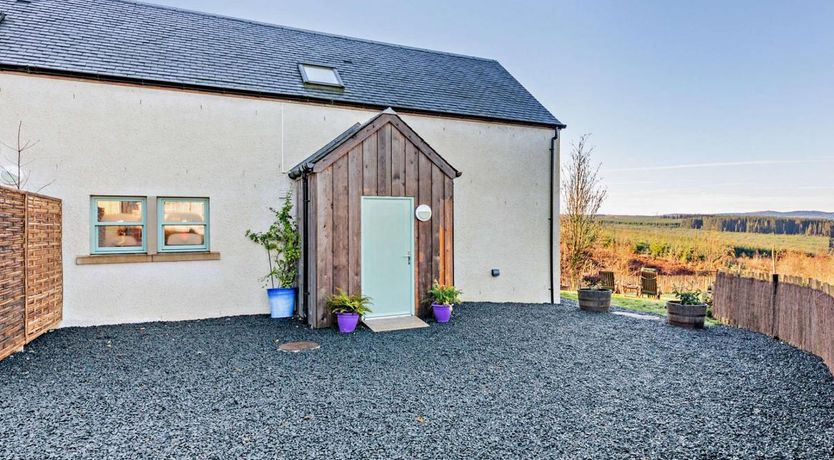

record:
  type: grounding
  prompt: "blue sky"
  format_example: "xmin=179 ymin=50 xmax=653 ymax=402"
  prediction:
xmin=150 ymin=0 xmax=834 ymax=215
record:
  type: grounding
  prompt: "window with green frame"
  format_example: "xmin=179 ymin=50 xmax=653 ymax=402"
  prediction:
xmin=90 ymin=196 xmax=147 ymax=254
xmin=158 ymin=197 xmax=210 ymax=252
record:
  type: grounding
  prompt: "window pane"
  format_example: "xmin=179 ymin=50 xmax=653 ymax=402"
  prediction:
xmin=97 ymin=225 xmax=144 ymax=248
xmin=163 ymin=200 xmax=206 ymax=223
xmin=302 ymin=65 xmax=341 ymax=85
xmin=96 ymin=200 xmax=143 ymax=223
xmin=163 ymin=225 xmax=206 ymax=247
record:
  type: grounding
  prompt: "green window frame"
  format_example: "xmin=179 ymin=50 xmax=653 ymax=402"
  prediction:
xmin=90 ymin=196 xmax=147 ymax=254
xmin=157 ymin=197 xmax=210 ymax=253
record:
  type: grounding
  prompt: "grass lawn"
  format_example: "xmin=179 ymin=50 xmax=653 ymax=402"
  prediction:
xmin=561 ymin=290 xmax=720 ymax=326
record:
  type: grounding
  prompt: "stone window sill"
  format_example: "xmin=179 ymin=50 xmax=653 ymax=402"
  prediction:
xmin=75 ymin=252 xmax=221 ymax=265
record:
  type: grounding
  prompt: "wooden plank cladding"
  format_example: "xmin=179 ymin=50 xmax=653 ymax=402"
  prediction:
xmin=0 ymin=186 xmax=63 ymax=361
xmin=295 ymin=112 xmax=459 ymax=328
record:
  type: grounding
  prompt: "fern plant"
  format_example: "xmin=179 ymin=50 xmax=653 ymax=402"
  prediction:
xmin=428 ymin=281 xmax=462 ymax=306
xmin=245 ymin=193 xmax=301 ymax=289
xmin=326 ymin=289 xmax=373 ymax=315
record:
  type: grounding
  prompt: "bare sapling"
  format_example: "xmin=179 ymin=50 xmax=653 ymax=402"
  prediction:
xmin=561 ymin=134 xmax=607 ymax=288
xmin=0 ymin=121 xmax=54 ymax=192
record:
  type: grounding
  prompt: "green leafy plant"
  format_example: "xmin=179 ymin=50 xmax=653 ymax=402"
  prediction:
xmin=428 ymin=280 xmax=462 ymax=306
xmin=326 ymin=289 xmax=373 ymax=315
xmin=703 ymin=290 xmax=715 ymax=319
xmin=245 ymin=193 xmax=301 ymax=288
xmin=672 ymin=288 xmax=705 ymax=306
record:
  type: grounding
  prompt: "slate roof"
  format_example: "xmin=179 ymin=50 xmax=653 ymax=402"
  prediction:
xmin=0 ymin=0 xmax=563 ymax=127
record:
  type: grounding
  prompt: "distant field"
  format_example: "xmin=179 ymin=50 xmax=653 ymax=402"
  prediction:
xmin=601 ymin=219 xmax=830 ymax=255
xmin=599 ymin=215 xmax=682 ymax=227
xmin=605 ymin=223 xmax=830 ymax=255
xmin=563 ymin=215 xmax=834 ymax=286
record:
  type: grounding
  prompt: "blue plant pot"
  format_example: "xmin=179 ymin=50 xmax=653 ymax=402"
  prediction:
xmin=267 ymin=287 xmax=296 ymax=319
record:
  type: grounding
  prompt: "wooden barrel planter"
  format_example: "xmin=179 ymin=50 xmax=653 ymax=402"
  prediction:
xmin=666 ymin=301 xmax=707 ymax=328
xmin=577 ymin=289 xmax=612 ymax=313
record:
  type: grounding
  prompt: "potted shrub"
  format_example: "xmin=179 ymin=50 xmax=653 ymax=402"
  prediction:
xmin=326 ymin=289 xmax=373 ymax=333
xmin=245 ymin=193 xmax=301 ymax=319
xmin=667 ymin=289 xmax=708 ymax=329
xmin=428 ymin=281 xmax=462 ymax=323
xmin=577 ymin=274 xmax=612 ymax=312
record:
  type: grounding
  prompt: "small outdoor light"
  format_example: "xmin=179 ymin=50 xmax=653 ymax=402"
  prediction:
xmin=491 ymin=269 xmax=500 ymax=277
xmin=415 ymin=204 xmax=432 ymax=222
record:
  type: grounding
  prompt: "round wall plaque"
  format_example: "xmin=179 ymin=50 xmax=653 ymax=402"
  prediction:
xmin=415 ymin=204 xmax=432 ymax=222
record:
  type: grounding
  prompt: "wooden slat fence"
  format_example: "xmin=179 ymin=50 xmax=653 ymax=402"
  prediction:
xmin=602 ymin=273 xmax=715 ymax=294
xmin=714 ymin=271 xmax=834 ymax=375
xmin=0 ymin=186 xmax=62 ymax=362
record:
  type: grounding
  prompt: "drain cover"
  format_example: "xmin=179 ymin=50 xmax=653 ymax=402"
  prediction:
xmin=278 ymin=341 xmax=320 ymax=352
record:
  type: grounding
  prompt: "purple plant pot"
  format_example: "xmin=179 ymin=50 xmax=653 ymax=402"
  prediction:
xmin=432 ymin=304 xmax=452 ymax=323
xmin=336 ymin=313 xmax=360 ymax=334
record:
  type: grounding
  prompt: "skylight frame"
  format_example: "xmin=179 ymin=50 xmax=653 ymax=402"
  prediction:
xmin=298 ymin=63 xmax=344 ymax=88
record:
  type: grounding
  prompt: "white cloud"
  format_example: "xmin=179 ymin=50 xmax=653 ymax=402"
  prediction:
xmin=604 ymin=158 xmax=834 ymax=173
xmin=798 ymin=185 xmax=834 ymax=191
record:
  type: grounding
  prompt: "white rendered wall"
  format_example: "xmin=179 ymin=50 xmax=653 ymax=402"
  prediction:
xmin=0 ymin=72 xmax=560 ymax=326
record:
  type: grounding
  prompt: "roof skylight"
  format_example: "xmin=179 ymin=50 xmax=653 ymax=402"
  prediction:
xmin=298 ymin=64 xmax=344 ymax=88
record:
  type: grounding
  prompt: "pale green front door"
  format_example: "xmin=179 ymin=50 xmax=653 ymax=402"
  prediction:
xmin=361 ymin=197 xmax=414 ymax=318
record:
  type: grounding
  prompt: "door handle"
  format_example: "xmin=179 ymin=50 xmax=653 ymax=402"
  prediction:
xmin=403 ymin=251 xmax=412 ymax=265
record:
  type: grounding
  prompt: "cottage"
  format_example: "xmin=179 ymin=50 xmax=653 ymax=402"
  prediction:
xmin=0 ymin=0 xmax=564 ymax=327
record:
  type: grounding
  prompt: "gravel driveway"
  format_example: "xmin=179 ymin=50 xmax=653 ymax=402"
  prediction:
xmin=2 ymin=301 xmax=833 ymax=459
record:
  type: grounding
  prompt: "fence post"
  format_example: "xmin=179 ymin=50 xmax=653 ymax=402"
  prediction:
xmin=770 ymin=274 xmax=779 ymax=338
xmin=23 ymin=193 xmax=29 ymax=337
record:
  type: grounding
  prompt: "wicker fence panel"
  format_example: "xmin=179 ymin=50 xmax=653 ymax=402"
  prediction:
xmin=713 ymin=272 xmax=774 ymax=335
xmin=714 ymin=271 xmax=834 ymax=375
xmin=775 ymin=279 xmax=834 ymax=368
xmin=0 ymin=186 xmax=62 ymax=361
xmin=25 ymin=194 xmax=63 ymax=341
xmin=0 ymin=188 xmax=27 ymax=361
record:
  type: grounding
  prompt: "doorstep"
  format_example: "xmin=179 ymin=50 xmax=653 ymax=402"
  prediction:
xmin=362 ymin=315 xmax=429 ymax=332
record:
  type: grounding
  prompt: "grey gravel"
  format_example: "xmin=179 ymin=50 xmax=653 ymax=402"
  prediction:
xmin=2 ymin=301 xmax=833 ymax=459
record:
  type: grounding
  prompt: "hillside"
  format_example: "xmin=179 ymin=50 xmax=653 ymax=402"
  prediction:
xmin=662 ymin=211 xmax=834 ymax=221
xmin=602 ymin=213 xmax=834 ymax=237
xmin=726 ymin=210 xmax=834 ymax=220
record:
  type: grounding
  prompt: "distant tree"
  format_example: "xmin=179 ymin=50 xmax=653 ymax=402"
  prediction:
xmin=0 ymin=121 xmax=55 ymax=192
xmin=681 ymin=215 xmax=834 ymax=238
xmin=561 ymin=134 xmax=607 ymax=288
